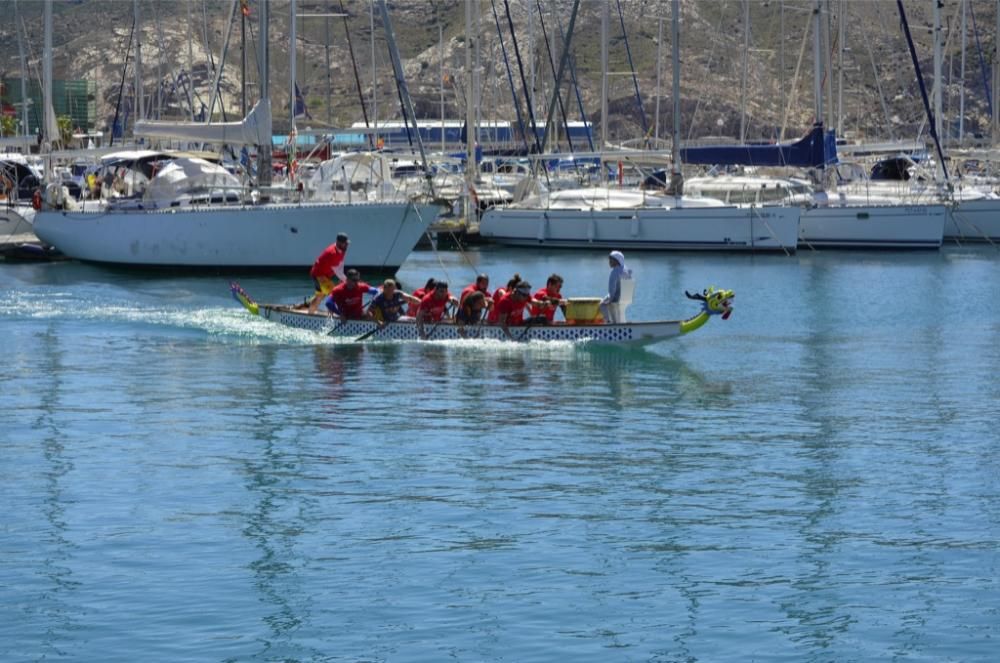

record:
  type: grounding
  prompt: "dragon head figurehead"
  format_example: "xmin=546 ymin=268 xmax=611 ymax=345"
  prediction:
xmin=685 ymin=287 xmax=735 ymax=320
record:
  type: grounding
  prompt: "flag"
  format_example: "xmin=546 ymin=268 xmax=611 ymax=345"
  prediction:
xmin=293 ymin=83 xmax=311 ymax=120
xmin=240 ymin=0 xmax=251 ymax=17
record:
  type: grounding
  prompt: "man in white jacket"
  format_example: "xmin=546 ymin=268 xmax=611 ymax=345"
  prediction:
xmin=600 ymin=250 xmax=634 ymax=324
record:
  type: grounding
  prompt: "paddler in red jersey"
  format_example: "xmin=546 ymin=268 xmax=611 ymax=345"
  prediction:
xmin=486 ymin=273 xmax=522 ymax=323
xmin=416 ymin=281 xmax=459 ymax=339
xmin=307 ymin=232 xmax=349 ymax=314
xmin=459 ymin=273 xmax=492 ymax=307
xmin=324 ymin=269 xmax=379 ymax=320
xmin=529 ymin=273 xmax=566 ymax=323
xmin=406 ymin=277 xmax=438 ymax=317
xmin=495 ymin=281 xmax=538 ymax=340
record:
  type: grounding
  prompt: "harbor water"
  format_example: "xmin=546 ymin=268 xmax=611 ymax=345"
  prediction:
xmin=2 ymin=245 xmax=999 ymax=661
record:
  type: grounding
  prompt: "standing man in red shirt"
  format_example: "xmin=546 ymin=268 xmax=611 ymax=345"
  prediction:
xmin=307 ymin=232 xmax=349 ymax=314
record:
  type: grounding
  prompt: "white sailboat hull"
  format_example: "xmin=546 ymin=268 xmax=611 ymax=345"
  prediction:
xmin=479 ymin=205 xmax=800 ymax=252
xmin=800 ymin=203 xmax=946 ymax=249
xmin=946 ymin=198 xmax=1000 ymax=241
xmin=33 ymin=201 xmax=439 ymax=269
xmin=0 ymin=204 xmax=35 ymax=236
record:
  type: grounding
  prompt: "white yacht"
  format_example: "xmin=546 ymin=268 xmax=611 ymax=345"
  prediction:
xmin=838 ymin=157 xmax=1000 ymax=243
xmin=684 ymin=175 xmax=945 ymax=249
xmin=478 ymin=185 xmax=800 ymax=252
xmin=33 ymin=155 xmax=438 ymax=270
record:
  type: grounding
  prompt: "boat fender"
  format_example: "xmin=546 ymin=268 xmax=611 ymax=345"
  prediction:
xmin=32 ymin=189 xmax=42 ymax=210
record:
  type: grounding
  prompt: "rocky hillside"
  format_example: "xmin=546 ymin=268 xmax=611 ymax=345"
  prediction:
xmin=0 ymin=0 xmax=993 ymax=146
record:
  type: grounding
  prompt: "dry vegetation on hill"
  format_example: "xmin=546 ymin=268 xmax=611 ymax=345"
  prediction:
xmin=0 ymin=0 xmax=993 ymax=145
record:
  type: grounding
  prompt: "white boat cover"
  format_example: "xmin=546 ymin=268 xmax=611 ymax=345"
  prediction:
xmin=307 ymin=152 xmax=398 ymax=201
xmin=142 ymin=157 xmax=242 ymax=204
xmin=134 ymin=98 xmax=272 ymax=147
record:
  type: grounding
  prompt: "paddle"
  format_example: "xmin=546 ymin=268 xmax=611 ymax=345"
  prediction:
xmin=516 ymin=319 xmax=540 ymax=342
xmin=321 ymin=315 xmax=352 ymax=336
xmin=355 ymin=320 xmax=388 ymax=342
xmin=419 ymin=300 xmax=457 ymax=341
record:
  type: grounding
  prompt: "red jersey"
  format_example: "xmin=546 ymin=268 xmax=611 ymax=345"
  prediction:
xmin=418 ymin=291 xmax=452 ymax=322
xmin=530 ymin=286 xmax=560 ymax=321
xmin=495 ymin=292 xmax=529 ymax=326
xmin=459 ymin=283 xmax=487 ymax=306
xmin=407 ymin=287 xmax=430 ymax=316
xmin=309 ymin=243 xmax=346 ymax=279
xmin=328 ymin=281 xmax=371 ymax=319
xmin=486 ymin=287 xmax=507 ymax=323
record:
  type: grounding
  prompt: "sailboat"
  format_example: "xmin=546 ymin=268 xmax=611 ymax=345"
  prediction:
xmin=32 ymin=0 xmax=438 ymax=270
xmin=478 ymin=0 xmax=800 ymax=253
xmin=681 ymin=1 xmax=945 ymax=250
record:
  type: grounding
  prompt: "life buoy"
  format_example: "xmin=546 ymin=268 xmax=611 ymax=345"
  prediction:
xmin=32 ymin=189 xmax=42 ymax=210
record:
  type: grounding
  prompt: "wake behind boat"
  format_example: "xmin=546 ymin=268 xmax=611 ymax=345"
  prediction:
xmin=230 ymin=282 xmax=734 ymax=346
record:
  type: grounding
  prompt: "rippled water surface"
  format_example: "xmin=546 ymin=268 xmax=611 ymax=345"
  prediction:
xmin=2 ymin=246 xmax=999 ymax=662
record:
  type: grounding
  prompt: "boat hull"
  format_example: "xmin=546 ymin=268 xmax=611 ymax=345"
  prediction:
xmin=0 ymin=204 xmax=35 ymax=236
xmin=800 ymin=203 xmax=945 ymax=249
xmin=33 ymin=201 xmax=439 ymax=269
xmin=478 ymin=205 xmax=799 ymax=252
xmin=946 ymin=199 xmax=1000 ymax=241
xmin=257 ymin=304 xmax=684 ymax=346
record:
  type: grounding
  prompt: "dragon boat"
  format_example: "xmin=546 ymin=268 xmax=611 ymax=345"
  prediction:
xmin=229 ymin=282 xmax=734 ymax=346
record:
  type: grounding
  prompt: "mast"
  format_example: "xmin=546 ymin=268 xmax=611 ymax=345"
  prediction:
xmin=960 ymin=0 xmax=967 ymax=143
xmin=324 ymin=14 xmax=331 ymax=124
xmin=466 ymin=0 xmax=475 ymax=181
xmin=536 ymin=0 xmax=580 ymax=157
xmin=289 ymin=0 xmax=297 ymax=186
xmin=43 ymin=0 xmax=56 ymax=153
xmin=822 ymin=0 xmax=834 ymax=130
xmin=241 ymin=0 xmax=247 ymax=116
xmin=370 ymin=0 xmax=378 ymax=146
xmin=465 ymin=0 xmax=476 ymax=221
xmin=812 ymin=0 xmax=823 ymax=127
xmin=740 ymin=0 xmax=749 ymax=142
xmin=257 ymin=0 xmax=272 ymax=189
xmin=933 ymin=0 xmax=943 ymax=146
xmin=995 ymin=0 xmax=999 ymax=141
xmin=439 ymin=14 xmax=445 ymax=153
xmin=600 ymin=0 xmax=608 ymax=149
xmin=780 ymin=1 xmax=785 ymax=141
xmin=15 ymin=0 xmax=29 ymax=137
xmin=812 ymin=0 xmax=825 ymax=191
xmin=837 ymin=0 xmax=844 ymax=138
xmin=378 ymin=0 xmax=434 ymax=197
xmin=670 ymin=0 xmax=682 ymax=196
xmin=134 ymin=0 xmax=144 ymax=123
xmin=188 ymin=0 xmax=195 ymax=121
xmin=206 ymin=1 xmax=240 ymax=122
xmin=654 ymin=13 xmax=663 ymax=144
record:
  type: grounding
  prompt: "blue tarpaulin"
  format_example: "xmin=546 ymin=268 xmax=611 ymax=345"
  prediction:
xmin=680 ymin=124 xmax=837 ymax=168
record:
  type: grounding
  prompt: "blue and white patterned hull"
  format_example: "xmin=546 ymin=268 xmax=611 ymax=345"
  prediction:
xmin=258 ymin=305 xmax=684 ymax=346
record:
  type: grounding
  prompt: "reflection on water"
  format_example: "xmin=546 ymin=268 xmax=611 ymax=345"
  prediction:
xmin=34 ymin=327 xmax=80 ymax=659
xmin=306 ymin=339 xmax=730 ymax=437
xmin=3 ymin=248 xmax=1000 ymax=660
